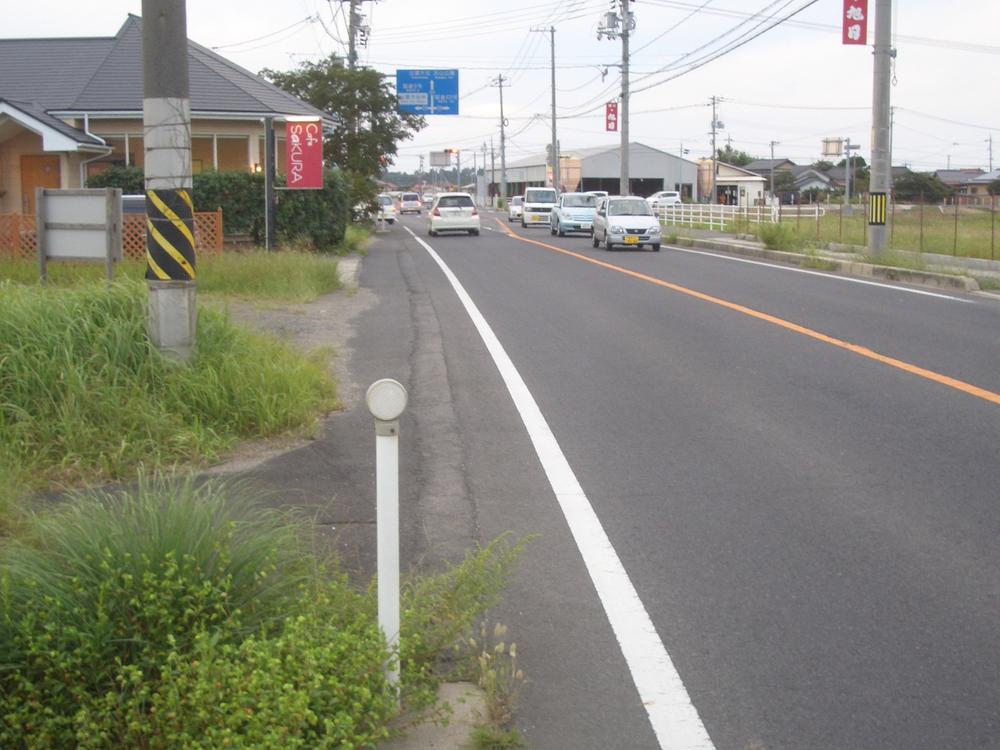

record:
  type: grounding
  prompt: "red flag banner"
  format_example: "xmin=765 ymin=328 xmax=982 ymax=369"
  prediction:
xmin=605 ymin=102 xmax=619 ymax=132
xmin=842 ymin=0 xmax=868 ymax=45
xmin=285 ymin=120 xmax=323 ymax=189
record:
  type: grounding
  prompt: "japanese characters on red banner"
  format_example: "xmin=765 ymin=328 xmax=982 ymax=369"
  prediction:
xmin=605 ymin=101 xmax=619 ymax=133
xmin=842 ymin=0 xmax=868 ymax=45
xmin=285 ymin=120 xmax=323 ymax=189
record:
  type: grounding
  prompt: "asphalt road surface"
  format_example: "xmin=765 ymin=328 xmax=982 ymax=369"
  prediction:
xmin=374 ymin=211 xmax=1000 ymax=750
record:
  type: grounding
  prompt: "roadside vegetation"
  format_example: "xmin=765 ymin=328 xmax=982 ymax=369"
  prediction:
xmin=0 ymin=476 xmax=528 ymax=748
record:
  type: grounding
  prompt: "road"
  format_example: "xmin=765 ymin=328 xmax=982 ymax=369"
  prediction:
xmin=376 ymin=210 xmax=1000 ymax=749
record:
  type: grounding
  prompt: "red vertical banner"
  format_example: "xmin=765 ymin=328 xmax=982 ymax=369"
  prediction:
xmin=842 ymin=0 xmax=868 ymax=45
xmin=285 ymin=120 xmax=323 ymax=189
xmin=605 ymin=101 xmax=619 ymax=132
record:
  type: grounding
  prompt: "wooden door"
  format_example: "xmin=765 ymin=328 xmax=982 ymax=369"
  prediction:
xmin=20 ymin=155 xmax=61 ymax=214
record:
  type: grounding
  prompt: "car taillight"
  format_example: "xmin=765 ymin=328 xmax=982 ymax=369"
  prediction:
xmin=432 ymin=207 xmax=441 ymax=216
xmin=471 ymin=206 xmax=478 ymax=215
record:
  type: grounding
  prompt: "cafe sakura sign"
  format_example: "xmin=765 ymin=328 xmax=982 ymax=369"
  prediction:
xmin=285 ymin=119 xmax=323 ymax=189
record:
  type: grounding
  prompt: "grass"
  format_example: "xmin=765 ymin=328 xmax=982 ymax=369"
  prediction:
xmin=0 ymin=279 xmax=336 ymax=498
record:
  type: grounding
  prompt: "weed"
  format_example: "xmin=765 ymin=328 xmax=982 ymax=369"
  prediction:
xmin=972 ymin=275 xmax=1000 ymax=290
xmin=470 ymin=725 xmax=527 ymax=749
xmin=472 ymin=622 xmax=525 ymax=727
xmin=756 ymin=222 xmax=800 ymax=251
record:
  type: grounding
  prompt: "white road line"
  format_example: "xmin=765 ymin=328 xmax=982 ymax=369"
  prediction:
xmin=405 ymin=226 xmax=715 ymax=750
xmin=668 ymin=245 xmax=973 ymax=302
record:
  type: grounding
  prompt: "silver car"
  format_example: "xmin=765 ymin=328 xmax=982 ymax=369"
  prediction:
xmin=591 ymin=196 xmax=661 ymax=251
xmin=550 ymin=192 xmax=597 ymax=236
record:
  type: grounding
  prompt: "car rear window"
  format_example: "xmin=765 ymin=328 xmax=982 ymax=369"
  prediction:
xmin=438 ymin=195 xmax=474 ymax=208
xmin=402 ymin=193 xmax=419 ymax=201
xmin=525 ymin=189 xmax=557 ymax=203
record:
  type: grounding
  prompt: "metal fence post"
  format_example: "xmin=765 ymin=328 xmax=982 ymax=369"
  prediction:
xmin=953 ymin=198 xmax=959 ymax=255
xmin=919 ymin=193 xmax=924 ymax=252
xmin=992 ymin=194 xmax=996 ymax=260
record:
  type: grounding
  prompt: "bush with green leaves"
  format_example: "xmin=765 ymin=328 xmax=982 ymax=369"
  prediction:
xmin=86 ymin=164 xmax=144 ymax=194
xmin=756 ymin=222 xmax=800 ymax=251
xmin=0 ymin=476 xmax=528 ymax=748
xmin=0 ymin=477 xmax=395 ymax=748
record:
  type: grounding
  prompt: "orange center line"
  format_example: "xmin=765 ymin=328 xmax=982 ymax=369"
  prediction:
xmin=493 ymin=217 xmax=1000 ymax=408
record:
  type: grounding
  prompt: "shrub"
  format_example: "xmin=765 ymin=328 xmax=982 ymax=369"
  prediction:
xmin=86 ymin=165 xmax=144 ymax=194
xmin=0 ymin=476 xmax=395 ymax=749
xmin=756 ymin=222 xmax=799 ymax=251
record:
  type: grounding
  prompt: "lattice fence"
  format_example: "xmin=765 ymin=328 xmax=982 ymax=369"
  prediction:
xmin=1 ymin=209 xmax=223 ymax=261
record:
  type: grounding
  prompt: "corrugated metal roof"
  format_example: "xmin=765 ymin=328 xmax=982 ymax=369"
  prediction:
xmin=0 ymin=16 xmax=329 ymax=121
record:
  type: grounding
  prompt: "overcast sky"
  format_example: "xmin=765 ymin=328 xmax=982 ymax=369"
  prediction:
xmin=8 ymin=0 xmax=999 ymax=174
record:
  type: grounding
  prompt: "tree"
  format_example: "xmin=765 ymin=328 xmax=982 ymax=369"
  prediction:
xmin=811 ymin=160 xmax=834 ymax=172
xmin=262 ymin=56 xmax=425 ymax=202
xmin=892 ymin=171 xmax=952 ymax=202
xmin=987 ymin=178 xmax=1000 ymax=197
xmin=836 ymin=156 xmax=867 ymax=169
xmin=715 ymin=144 xmax=753 ymax=167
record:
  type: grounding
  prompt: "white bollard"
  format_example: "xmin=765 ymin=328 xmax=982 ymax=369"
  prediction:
xmin=365 ymin=379 xmax=408 ymax=692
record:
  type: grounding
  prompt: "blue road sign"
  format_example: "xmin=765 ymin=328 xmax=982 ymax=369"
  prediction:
xmin=395 ymin=69 xmax=459 ymax=116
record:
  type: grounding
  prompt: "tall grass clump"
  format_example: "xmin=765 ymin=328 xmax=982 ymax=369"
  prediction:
xmin=0 ymin=476 xmax=396 ymax=748
xmin=0 ymin=279 xmax=335 ymax=488
xmin=756 ymin=222 xmax=800 ymax=251
xmin=194 ymin=251 xmax=342 ymax=301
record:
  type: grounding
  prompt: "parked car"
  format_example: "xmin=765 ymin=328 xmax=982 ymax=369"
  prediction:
xmin=521 ymin=187 xmax=558 ymax=227
xmin=592 ymin=195 xmax=661 ymax=251
xmin=376 ymin=193 xmax=397 ymax=224
xmin=550 ymin=192 xmax=597 ymax=236
xmin=399 ymin=192 xmax=422 ymax=214
xmin=507 ymin=196 xmax=523 ymax=222
xmin=646 ymin=190 xmax=682 ymax=210
xmin=427 ymin=192 xmax=480 ymax=236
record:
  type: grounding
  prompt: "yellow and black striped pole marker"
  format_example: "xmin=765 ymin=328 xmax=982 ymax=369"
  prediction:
xmin=869 ymin=191 xmax=888 ymax=226
xmin=142 ymin=0 xmax=196 ymax=360
xmin=145 ymin=187 xmax=195 ymax=281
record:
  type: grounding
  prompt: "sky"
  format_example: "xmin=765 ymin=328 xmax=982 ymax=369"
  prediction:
xmin=6 ymin=0 xmax=1000 ymax=174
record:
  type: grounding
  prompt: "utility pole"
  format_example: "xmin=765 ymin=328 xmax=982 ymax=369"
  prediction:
xmin=769 ymin=140 xmax=780 ymax=202
xmin=492 ymin=75 xmax=508 ymax=200
xmin=489 ymin=137 xmax=496 ymax=205
xmin=347 ymin=0 xmax=359 ymax=68
xmin=710 ymin=95 xmax=721 ymax=204
xmin=988 ymin=133 xmax=994 ymax=172
xmin=598 ymin=1 xmax=633 ymax=195
xmin=142 ymin=0 xmax=196 ymax=362
xmin=868 ymin=0 xmax=893 ymax=254
xmin=532 ymin=26 xmax=560 ymax=191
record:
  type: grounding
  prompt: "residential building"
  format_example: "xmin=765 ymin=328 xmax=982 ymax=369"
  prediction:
xmin=697 ymin=160 xmax=767 ymax=205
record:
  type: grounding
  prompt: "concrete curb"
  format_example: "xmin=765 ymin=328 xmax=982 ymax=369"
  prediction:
xmin=379 ymin=682 xmax=488 ymax=750
xmin=677 ymin=236 xmax=980 ymax=292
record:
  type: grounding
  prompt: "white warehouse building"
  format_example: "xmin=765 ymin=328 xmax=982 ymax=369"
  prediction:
xmin=487 ymin=142 xmax=700 ymax=201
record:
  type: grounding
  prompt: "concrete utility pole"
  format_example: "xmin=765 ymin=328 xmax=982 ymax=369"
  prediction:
xmin=532 ymin=26 xmax=560 ymax=191
xmin=769 ymin=140 xmax=780 ymax=201
xmin=868 ymin=0 xmax=893 ymax=254
xmin=142 ymin=0 xmax=196 ymax=361
xmin=988 ymin=134 xmax=994 ymax=172
xmin=710 ymin=95 xmax=721 ymax=204
xmin=492 ymin=75 xmax=508 ymax=200
xmin=620 ymin=0 xmax=630 ymax=195
xmin=347 ymin=0 xmax=360 ymax=68
xmin=489 ymin=137 xmax=496 ymax=204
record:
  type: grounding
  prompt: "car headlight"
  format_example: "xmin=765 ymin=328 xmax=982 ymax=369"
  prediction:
xmin=649 ymin=225 xmax=661 ymax=234
xmin=610 ymin=225 xmax=624 ymax=234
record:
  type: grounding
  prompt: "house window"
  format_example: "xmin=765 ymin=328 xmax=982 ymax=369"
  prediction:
xmin=257 ymin=136 xmax=287 ymax=172
xmin=217 ymin=136 xmax=249 ymax=171
xmin=126 ymin=135 xmax=144 ymax=167
xmin=192 ymin=136 xmax=214 ymax=172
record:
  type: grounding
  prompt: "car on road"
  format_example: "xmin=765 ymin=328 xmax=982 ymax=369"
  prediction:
xmin=592 ymin=195 xmax=661 ymax=251
xmin=521 ymin=187 xmax=558 ymax=227
xmin=586 ymin=190 xmax=609 ymax=200
xmin=376 ymin=193 xmax=397 ymax=224
xmin=427 ymin=192 xmax=480 ymax=236
xmin=421 ymin=191 xmax=436 ymax=206
xmin=550 ymin=192 xmax=597 ymax=236
xmin=507 ymin=196 xmax=523 ymax=222
xmin=646 ymin=190 xmax=682 ymax=211
xmin=399 ymin=192 xmax=422 ymax=214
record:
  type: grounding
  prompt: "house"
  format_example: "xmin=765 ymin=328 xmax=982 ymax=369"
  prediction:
xmin=489 ymin=142 xmax=699 ymax=200
xmin=697 ymin=160 xmax=767 ymax=205
xmin=791 ymin=165 xmax=834 ymax=195
xmin=934 ymin=168 xmax=994 ymax=205
xmin=744 ymin=158 xmax=796 ymax=179
xmin=0 ymin=15 xmax=334 ymax=216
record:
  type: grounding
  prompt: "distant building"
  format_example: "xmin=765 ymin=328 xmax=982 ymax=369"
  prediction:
xmin=934 ymin=168 xmax=994 ymax=205
xmin=697 ymin=160 xmax=767 ymax=205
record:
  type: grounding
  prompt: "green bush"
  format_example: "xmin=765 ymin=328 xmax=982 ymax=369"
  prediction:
xmin=0 ymin=477 xmax=395 ymax=749
xmin=0 ymin=280 xmax=335 ymax=488
xmin=756 ymin=222 xmax=800 ymax=251
xmin=86 ymin=165 xmax=144 ymax=194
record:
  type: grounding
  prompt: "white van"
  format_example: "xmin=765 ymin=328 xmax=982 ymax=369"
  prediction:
xmin=521 ymin=187 xmax=558 ymax=227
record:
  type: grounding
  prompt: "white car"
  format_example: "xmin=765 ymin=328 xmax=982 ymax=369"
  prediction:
xmin=646 ymin=190 xmax=682 ymax=210
xmin=399 ymin=191 xmax=422 ymax=214
xmin=592 ymin=195 xmax=661 ymax=251
xmin=507 ymin=196 xmax=523 ymax=222
xmin=376 ymin=193 xmax=397 ymax=224
xmin=427 ymin=192 xmax=480 ymax=236
xmin=521 ymin=187 xmax=558 ymax=227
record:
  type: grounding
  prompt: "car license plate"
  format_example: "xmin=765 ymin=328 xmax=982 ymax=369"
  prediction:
xmin=531 ymin=214 xmax=542 ymax=222
xmin=623 ymin=235 xmax=639 ymax=244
